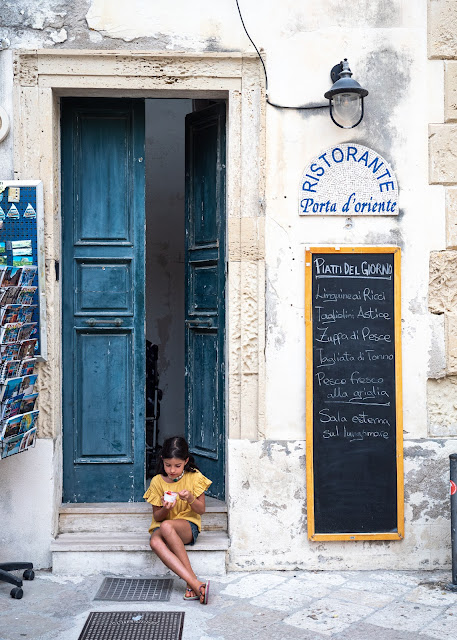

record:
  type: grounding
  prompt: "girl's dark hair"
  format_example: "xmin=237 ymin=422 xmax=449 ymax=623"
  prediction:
xmin=156 ymin=436 xmax=199 ymax=476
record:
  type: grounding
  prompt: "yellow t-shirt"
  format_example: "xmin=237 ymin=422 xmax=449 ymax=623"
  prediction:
xmin=143 ymin=470 xmax=212 ymax=535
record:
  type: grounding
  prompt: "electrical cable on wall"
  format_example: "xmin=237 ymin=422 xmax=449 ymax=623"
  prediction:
xmin=235 ymin=0 xmax=328 ymax=111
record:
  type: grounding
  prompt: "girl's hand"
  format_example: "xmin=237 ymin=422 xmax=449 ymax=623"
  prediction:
xmin=178 ymin=490 xmax=193 ymax=503
xmin=161 ymin=497 xmax=176 ymax=510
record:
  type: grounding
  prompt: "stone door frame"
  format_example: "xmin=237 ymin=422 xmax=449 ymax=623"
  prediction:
xmin=12 ymin=51 xmax=266 ymax=500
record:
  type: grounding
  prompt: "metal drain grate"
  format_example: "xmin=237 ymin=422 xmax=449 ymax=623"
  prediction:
xmin=94 ymin=578 xmax=174 ymax=602
xmin=78 ymin=612 xmax=184 ymax=640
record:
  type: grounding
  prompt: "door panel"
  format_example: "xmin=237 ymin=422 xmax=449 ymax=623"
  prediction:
xmin=188 ymin=331 xmax=218 ymax=457
xmin=62 ymin=98 xmax=145 ymax=503
xmin=76 ymin=259 xmax=132 ymax=314
xmin=75 ymin=331 xmax=132 ymax=462
xmin=77 ymin=116 xmax=132 ymax=243
xmin=185 ymin=104 xmax=226 ymax=500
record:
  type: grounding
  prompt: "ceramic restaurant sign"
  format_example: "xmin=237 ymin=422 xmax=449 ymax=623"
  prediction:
xmin=299 ymin=143 xmax=398 ymax=216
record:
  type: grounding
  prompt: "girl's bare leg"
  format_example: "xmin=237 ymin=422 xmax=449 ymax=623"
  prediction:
xmin=150 ymin=520 xmax=204 ymax=595
xmin=158 ymin=520 xmax=200 ymax=594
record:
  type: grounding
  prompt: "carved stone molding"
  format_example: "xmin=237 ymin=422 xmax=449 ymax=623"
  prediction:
xmin=13 ymin=50 xmax=266 ymax=441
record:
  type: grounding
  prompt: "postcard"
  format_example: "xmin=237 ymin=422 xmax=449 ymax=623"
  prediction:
xmin=12 ymin=247 xmax=32 ymax=256
xmin=1 ymin=434 xmax=22 ymax=458
xmin=1 ymin=343 xmax=21 ymax=362
xmin=18 ymin=339 xmax=37 ymax=360
xmin=19 ymin=428 xmax=36 ymax=452
xmin=19 ymin=393 xmax=38 ymax=414
xmin=0 ymin=265 xmax=7 ymax=286
xmin=0 ymin=256 xmax=7 ymax=266
xmin=0 ymin=377 xmax=24 ymax=402
xmin=17 ymin=306 xmax=36 ymax=324
xmin=0 ymin=243 xmax=5 ymax=253
xmin=20 ymin=374 xmax=38 ymax=396
xmin=19 ymin=267 xmax=37 ymax=287
xmin=0 ymin=360 xmax=21 ymax=381
xmin=16 ymin=286 xmax=37 ymax=306
xmin=1 ymin=286 xmax=21 ymax=305
xmin=1 ymin=395 xmax=24 ymax=421
xmin=17 ymin=322 xmax=37 ymax=342
xmin=0 ymin=323 xmax=22 ymax=344
xmin=2 ymin=267 xmax=22 ymax=287
xmin=10 ymin=240 xmax=31 ymax=250
xmin=13 ymin=256 xmax=33 ymax=267
xmin=19 ymin=358 xmax=36 ymax=376
xmin=1 ymin=414 xmax=23 ymax=439
xmin=1 ymin=305 xmax=21 ymax=325
xmin=19 ymin=410 xmax=39 ymax=434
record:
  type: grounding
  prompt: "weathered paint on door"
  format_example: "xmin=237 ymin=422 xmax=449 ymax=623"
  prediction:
xmin=61 ymin=98 xmax=145 ymax=502
xmin=185 ymin=104 xmax=226 ymax=500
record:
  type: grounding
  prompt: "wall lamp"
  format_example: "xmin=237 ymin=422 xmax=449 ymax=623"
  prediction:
xmin=235 ymin=0 xmax=369 ymax=126
xmin=324 ymin=59 xmax=368 ymax=129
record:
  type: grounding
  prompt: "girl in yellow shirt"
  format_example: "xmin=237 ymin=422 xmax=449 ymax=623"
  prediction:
xmin=144 ymin=436 xmax=212 ymax=604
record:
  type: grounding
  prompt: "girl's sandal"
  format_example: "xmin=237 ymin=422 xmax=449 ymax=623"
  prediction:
xmin=183 ymin=587 xmax=199 ymax=601
xmin=199 ymin=580 xmax=210 ymax=605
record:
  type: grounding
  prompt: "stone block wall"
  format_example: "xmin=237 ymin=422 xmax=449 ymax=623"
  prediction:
xmin=428 ymin=1 xmax=457 ymax=437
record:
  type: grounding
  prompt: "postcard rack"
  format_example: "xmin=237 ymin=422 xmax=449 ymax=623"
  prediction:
xmin=0 ymin=263 xmax=40 ymax=459
xmin=0 ymin=181 xmax=43 ymax=461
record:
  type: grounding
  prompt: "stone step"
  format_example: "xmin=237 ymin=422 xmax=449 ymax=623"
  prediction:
xmin=58 ymin=497 xmax=227 ymax=534
xmin=51 ymin=531 xmax=229 ymax=576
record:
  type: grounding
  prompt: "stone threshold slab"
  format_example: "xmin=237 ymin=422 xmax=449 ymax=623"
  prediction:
xmin=50 ymin=531 xmax=230 ymax=553
xmin=59 ymin=497 xmax=227 ymax=514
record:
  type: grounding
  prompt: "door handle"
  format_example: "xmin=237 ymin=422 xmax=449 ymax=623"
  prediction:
xmin=186 ymin=317 xmax=215 ymax=328
xmin=84 ymin=318 xmax=124 ymax=327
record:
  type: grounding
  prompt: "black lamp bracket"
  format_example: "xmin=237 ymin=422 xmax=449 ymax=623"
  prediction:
xmin=330 ymin=63 xmax=344 ymax=84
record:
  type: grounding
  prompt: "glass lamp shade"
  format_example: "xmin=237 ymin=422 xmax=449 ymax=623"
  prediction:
xmin=330 ymin=92 xmax=364 ymax=129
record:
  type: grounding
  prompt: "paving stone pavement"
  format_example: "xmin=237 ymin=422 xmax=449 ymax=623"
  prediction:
xmin=0 ymin=569 xmax=457 ymax=640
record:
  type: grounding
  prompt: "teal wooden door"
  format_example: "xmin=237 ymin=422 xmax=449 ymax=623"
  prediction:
xmin=185 ymin=104 xmax=226 ymax=500
xmin=61 ymin=98 xmax=145 ymax=502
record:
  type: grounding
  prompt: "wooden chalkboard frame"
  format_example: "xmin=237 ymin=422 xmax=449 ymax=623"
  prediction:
xmin=305 ymin=246 xmax=404 ymax=541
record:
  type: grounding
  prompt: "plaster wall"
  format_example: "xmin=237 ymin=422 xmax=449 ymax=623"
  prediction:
xmin=0 ymin=50 xmax=14 ymax=178
xmin=228 ymin=438 xmax=452 ymax=570
xmin=0 ymin=440 xmax=54 ymax=568
xmin=0 ymin=0 xmax=453 ymax=571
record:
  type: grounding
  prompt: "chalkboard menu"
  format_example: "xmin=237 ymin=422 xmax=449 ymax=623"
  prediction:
xmin=305 ymin=247 xmax=403 ymax=541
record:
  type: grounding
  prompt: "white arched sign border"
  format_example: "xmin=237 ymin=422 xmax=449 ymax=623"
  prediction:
xmin=299 ymin=143 xmax=399 ymax=216
xmin=0 ymin=106 xmax=10 ymax=143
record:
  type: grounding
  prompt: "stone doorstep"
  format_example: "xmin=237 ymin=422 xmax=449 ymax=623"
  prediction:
xmin=50 ymin=531 xmax=229 ymax=576
xmin=50 ymin=531 xmax=229 ymax=552
xmin=58 ymin=497 xmax=227 ymax=514
xmin=58 ymin=498 xmax=228 ymax=534
xmin=51 ymin=549 xmax=227 ymax=576
xmin=59 ymin=512 xmax=227 ymax=533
